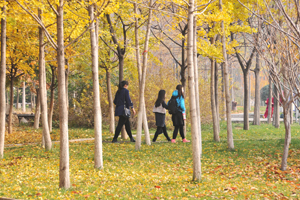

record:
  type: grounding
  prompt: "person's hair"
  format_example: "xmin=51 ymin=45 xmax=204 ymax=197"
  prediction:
xmin=176 ymin=85 xmax=184 ymax=98
xmin=155 ymin=90 xmax=166 ymax=107
xmin=117 ymin=80 xmax=128 ymax=93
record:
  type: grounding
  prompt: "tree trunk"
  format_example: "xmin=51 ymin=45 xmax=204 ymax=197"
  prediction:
xmin=187 ymin=0 xmax=201 ymax=181
xmin=267 ymin=77 xmax=272 ymax=124
xmin=16 ymin=87 xmax=19 ymax=109
xmin=290 ymin=104 xmax=293 ymax=124
xmin=143 ymin=105 xmax=151 ymax=145
xmin=48 ymin=67 xmax=55 ymax=133
xmin=57 ymin=1 xmax=70 ymax=189
xmin=119 ymin=55 xmax=127 ymax=140
xmin=134 ymin=3 xmax=150 ymax=145
xmin=220 ymin=0 xmax=234 ymax=150
xmin=8 ymin=77 xmax=14 ymax=134
xmin=119 ymin=56 xmax=124 ymax=83
xmin=89 ymin=4 xmax=103 ymax=169
xmin=30 ymin=91 xmax=33 ymax=111
xmin=65 ymin=67 xmax=69 ymax=111
xmin=249 ymin=73 xmax=251 ymax=111
xmin=281 ymin=104 xmax=291 ymax=171
xmin=38 ymin=9 xmax=52 ymax=150
xmin=135 ymin=0 xmax=153 ymax=150
xmin=106 ymin=69 xmax=115 ymax=134
xmin=22 ymin=81 xmax=26 ymax=112
xmin=34 ymin=89 xmax=40 ymax=129
xmin=221 ymin=63 xmax=226 ymax=120
xmin=6 ymin=90 xmax=8 ymax=105
xmin=295 ymin=100 xmax=298 ymax=123
xmin=211 ymin=59 xmax=220 ymax=141
xmin=0 ymin=3 xmax=7 ymax=158
xmin=180 ymin=38 xmax=186 ymax=88
xmin=194 ymin=14 xmax=202 ymax=155
xmin=253 ymin=53 xmax=260 ymax=125
xmin=274 ymin=87 xmax=280 ymax=128
xmin=215 ymin=62 xmax=220 ymax=130
xmin=243 ymin=72 xmax=249 ymax=130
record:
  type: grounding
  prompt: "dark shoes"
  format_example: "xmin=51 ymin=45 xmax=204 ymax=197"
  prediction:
xmin=130 ymin=138 xmax=136 ymax=142
xmin=112 ymin=139 xmax=118 ymax=143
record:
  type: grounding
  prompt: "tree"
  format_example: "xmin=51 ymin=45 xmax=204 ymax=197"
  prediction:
xmin=38 ymin=9 xmax=52 ymax=150
xmin=187 ymin=0 xmax=201 ymax=181
xmin=231 ymin=33 xmax=256 ymax=130
xmin=0 ymin=1 xmax=7 ymax=159
xmin=253 ymin=51 xmax=261 ymax=125
xmin=135 ymin=0 xmax=154 ymax=150
xmin=220 ymin=0 xmax=234 ymax=150
xmin=88 ymin=2 xmax=103 ymax=169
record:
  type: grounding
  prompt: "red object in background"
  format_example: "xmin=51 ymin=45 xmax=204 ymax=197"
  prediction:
xmin=264 ymin=97 xmax=274 ymax=118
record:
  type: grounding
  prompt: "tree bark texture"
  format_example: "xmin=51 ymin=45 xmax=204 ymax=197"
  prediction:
xmin=193 ymin=15 xmax=202 ymax=155
xmin=16 ymin=87 xmax=19 ymax=109
xmin=22 ymin=82 xmax=26 ymax=112
xmin=106 ymin=70 xmax=115 ymax=134
xmin=48 ymin=66 xmax=55 ymax=133
xmin=281 ymin=104 xmax=291 ymax=171
xmin=8 ymin=77 xmax=14 ymax=134
xmin=267 ymin=77 xmax=272 ymax=124
xmin=188 ymin=0 xmax=201 ymax=181
xmin=274 ymin=87 xmax=280 ymax=128
xmin=253 ymin=53 xmax=260 ymax=125
xmin=0 ymin=3 xmax=7 ymax=158
xmin=220 ymin=0 xmax=234 ymax=150
xmin=38 ymin=9 xmax=52 ymax=150
xmin=57 ymin=2 xmax=70 ymax=189
xmin=215 ymin=62 xmax=220 ymax=131
xmin=89 ymin=4 xmax=103 ymax=169
xmin=135 ymin=0 xmax=153 ymax=150
xmin=34 ymin=89 xmax=40 ymax=129
xmin=211 ymin=59 xmax=220 ymax=142
xmin=243 ymin=73 xmax=249 ymax=130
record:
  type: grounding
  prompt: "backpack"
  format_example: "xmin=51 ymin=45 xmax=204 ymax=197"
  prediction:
xmin=168 ymin=96 xmax=178 ymax=114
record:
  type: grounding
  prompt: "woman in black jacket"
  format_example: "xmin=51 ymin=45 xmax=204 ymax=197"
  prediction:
xmin=112 ymin=81 xmax=136 ymax=143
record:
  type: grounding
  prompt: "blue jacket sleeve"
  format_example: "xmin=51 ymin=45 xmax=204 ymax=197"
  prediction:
xmin=179 ymin=97 xmax=186 ymax=114
xmin=125 ymin=89 xmax=134 ymax=108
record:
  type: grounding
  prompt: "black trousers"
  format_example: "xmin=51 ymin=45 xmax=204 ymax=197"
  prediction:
xmin=113 ymin=116 xmax=134 ymax=140
xmin=152 ymin=125 xmax=171 ymax=142
xmin=173 ymin=125 xmax=185 ymax=140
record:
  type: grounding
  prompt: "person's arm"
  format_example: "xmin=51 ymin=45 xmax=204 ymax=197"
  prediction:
xmin=125 ymin=89 xmax=136 ymax=115
xmin=162 ymin=101 xmax=168 ymax=109
xmin=179 ymin=97 xmax=186 ymax=113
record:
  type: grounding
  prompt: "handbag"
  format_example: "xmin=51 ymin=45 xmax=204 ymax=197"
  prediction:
xmin=123 ymin=102 xmax=131 ymax=118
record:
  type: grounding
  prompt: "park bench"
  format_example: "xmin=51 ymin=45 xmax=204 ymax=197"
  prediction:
xmin=15 ymin=114 xmax=35 ymax=124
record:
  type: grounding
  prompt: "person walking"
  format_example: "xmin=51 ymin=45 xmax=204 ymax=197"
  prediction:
xmin=169 ymin=85 xmax=190 ymax=143
xmin=112 ymin=81 xmax=136 ymax=143
xmin=152 ymin=90 xmax=171 ymax=142
xmin=263 ymin=97 xmax=274 ymax=118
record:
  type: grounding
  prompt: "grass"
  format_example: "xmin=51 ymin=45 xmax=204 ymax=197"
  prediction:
xmin=232 ymin=106 xmax=267 ymax=114
xmin=1 ymin=123 xmax=300 ymax=199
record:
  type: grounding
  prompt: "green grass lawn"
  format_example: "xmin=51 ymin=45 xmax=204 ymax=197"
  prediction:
xmin=1 ymin=123 xmax=300 ymax=199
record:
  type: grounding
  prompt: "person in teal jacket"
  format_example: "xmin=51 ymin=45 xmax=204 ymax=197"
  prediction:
xmin=169 ymin=85 xmax=190 ymax=143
